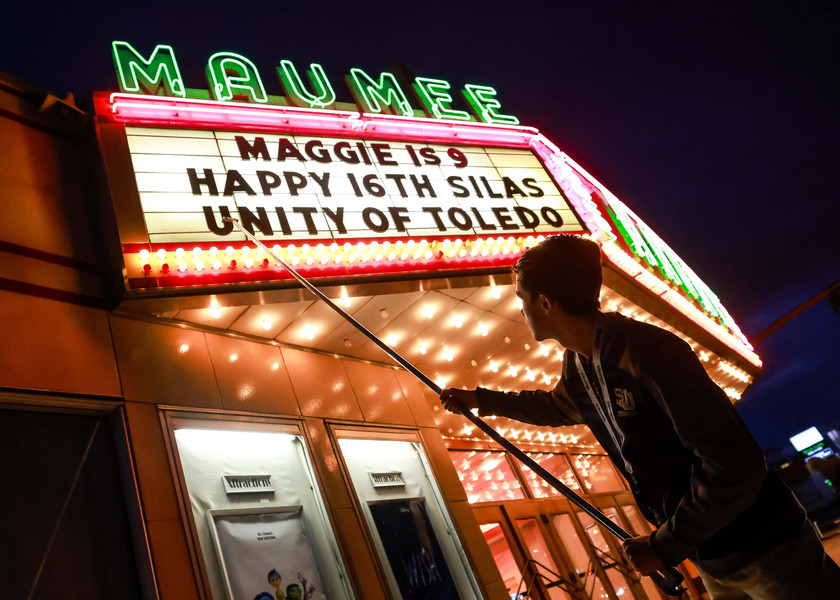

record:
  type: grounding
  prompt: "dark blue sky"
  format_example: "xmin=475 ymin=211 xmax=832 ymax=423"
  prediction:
xmin=3 ymin=2 xmax=837 ymax=451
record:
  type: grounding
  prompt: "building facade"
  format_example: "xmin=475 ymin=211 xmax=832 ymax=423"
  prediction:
xmin=0 ymin=54 xmax=761 ymax=600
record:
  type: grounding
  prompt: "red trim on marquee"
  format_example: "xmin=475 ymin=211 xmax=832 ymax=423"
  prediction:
xmin=95 ymin=92 xmax=539 ymax=147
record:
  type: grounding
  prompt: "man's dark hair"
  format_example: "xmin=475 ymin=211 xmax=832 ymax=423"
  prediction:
xmin=513 ymin=235 xmax=602 ymax=316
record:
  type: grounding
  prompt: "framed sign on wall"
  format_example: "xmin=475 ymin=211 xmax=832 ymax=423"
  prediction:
xmin=207 ymin=506 xmax=325 ymax=600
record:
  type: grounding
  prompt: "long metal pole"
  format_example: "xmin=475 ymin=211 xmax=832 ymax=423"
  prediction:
xmin=224 ymin=217 xmax=684 ymax=596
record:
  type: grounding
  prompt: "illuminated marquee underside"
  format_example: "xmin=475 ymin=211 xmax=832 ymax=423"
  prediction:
xmin=95 ymin=92 xmax=760 ymax=367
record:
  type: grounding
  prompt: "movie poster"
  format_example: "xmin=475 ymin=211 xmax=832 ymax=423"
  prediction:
xmin=368 ymin=498 xmax=461 ymax=600
xmin=209 ymin=507 xmax=325 ymax=600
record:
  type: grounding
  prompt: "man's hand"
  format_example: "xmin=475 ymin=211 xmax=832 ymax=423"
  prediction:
xmin=440 ymin=388 xmax=479 ymax=413
xmin=621 ymin=535 xmax=666 ymax=576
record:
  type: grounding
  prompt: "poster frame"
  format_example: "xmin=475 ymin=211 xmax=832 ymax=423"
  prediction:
xmin=205 ymin=504 xmax=323 ymax=600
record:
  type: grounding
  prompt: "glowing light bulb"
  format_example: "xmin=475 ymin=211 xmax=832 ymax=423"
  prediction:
xmin=177 ymin=343 xmax=189 ymax=354
xmin=175 ymin=248 xmax=186 ymax=259
xmin=422 ymin=305 xmax=435 ymax=319
xmin=451 ymin=315 xmax=464 ymax=328
xmin=192 ymin=247 xmax=202 ymax=258
xmin=209 ymin=306 xmax=222 ymax=319
xmin=229 ymin=353 xmax=238 ymax=362
xmin=156 ymin=248 xmax=167 ymax=260
xmin=225 ymin=246 xmax=234 ymax=257
xmin=478 ymin=323 xmax=489 ymax=336
xmin=261 ymin=316 xmax=272 ymax=330
xmin=139 ymin=249 xmax=150 ymax=262
xmin=386 ymin=334 xmax=398 ymax=346
xmin=443 ymin=347 xmax=454 ymax=361
xmin=301 ymin=324 xmax=317 ymax=340
xmin=418 ymin=343 xmax=428 ymax=355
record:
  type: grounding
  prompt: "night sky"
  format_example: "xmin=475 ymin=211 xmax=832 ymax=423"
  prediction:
xmin=3 ymin=2 xmax=838 ymax=453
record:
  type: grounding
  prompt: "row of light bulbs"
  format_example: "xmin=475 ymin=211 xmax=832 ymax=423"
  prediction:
xmin=605 ymin=298 xmax=753 ymax=391
xmin=135 ymin=235 xmax=547 ymax=274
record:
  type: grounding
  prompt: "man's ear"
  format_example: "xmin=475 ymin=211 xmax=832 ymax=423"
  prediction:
xmin=537 ymin=293 xmax=553 ymax=314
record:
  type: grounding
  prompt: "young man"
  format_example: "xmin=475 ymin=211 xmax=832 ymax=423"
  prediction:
xmin=440 ymin=235 xmax=840 ymax=599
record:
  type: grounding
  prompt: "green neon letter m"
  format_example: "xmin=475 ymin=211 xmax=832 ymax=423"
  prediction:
xmin=347 ymin=68 xmax=413 ymax=116
xmin=111 ymin=41 xmax=185 ymax=97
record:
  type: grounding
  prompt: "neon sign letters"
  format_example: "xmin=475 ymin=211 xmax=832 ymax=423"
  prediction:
xmin=111 ymin=41 xmax=519 ymax=124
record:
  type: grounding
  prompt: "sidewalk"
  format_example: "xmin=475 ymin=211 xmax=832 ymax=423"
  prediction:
xmin=823 ymin=530 xmax=840 ymax=565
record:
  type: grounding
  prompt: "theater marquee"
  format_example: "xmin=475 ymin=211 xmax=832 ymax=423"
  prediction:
xmin=93 ymin=42 xmax=759 ymax=367
xmin=94 ymin=92 xmax=588 ymax=293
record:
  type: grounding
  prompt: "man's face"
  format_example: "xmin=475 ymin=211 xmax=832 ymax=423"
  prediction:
xmin=516 ymin=275 xmax=547 ymax=341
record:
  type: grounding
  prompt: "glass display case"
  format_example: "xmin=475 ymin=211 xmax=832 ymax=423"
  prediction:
xmin=169 ymin=421 xmax=354 ymax=600
xmin=336 ymin=435 xmax=481 ymax=600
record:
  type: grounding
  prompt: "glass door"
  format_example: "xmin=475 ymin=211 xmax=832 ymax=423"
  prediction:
xmin=475 ymin=503 xmax=584 ymax=600
xmin=550 ymin=513 xmax=611 ymax=600
xmin=575 ymin=508 xmax=641 ymax=599
xmin=513 ymin=517 xmax=575 ymax=600
xmin=478 ymin=515 xmax=528 ymax=599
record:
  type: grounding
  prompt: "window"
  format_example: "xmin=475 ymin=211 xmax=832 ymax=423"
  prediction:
xmin=449 ymin=449 xmax=525 ymax=503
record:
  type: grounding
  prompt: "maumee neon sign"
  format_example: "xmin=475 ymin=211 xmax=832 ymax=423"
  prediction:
xmin=96 ymin=42 xmax=760 ymax=367
xmin=111 ymin=41 xmax=518 ymax=124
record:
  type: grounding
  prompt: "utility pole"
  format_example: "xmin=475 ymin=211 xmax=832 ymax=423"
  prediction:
xmin=752 ymin=281 xmax=840 ymax=345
